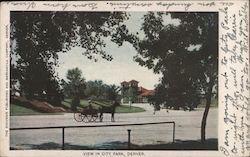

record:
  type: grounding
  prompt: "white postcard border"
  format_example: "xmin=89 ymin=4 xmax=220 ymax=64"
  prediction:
xmin=0 ymin=1 xmax=249 ymax=157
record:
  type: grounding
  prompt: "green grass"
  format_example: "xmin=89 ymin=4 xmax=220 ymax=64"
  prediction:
xmin=116 ymin=105 xmax=145 ymax=113
xmin=10 ymin=104 xmax=62 ymax=116
xmin=62 ymin=98 xmax=92 ymax=107
xmin=10 ymin=103 xmax=41 ymax=116
xmin=62 ymin=99 xmax=145 ymax=113
xmin=10 ymin=98 xmax=146 ymax=116
xmin=62 ymin=99 xmax=100 ymax=110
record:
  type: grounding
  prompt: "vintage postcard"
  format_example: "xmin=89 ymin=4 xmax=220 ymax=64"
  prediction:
xmin=0 ymin=1 xmax=249 ymax=157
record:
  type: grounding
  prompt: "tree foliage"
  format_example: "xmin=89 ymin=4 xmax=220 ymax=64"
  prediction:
xmin=104 ymin=84 xmax=120 ymax=101
xmin=85 ymin=80 xmax=120 ymax=101
xmin=61 ymin=68 xmax=86 ymax=110
xmin=85 ymin=80 xmax=105 ymax=99
xmin=133 ymin=12 xmax=218 ymax=142
xmin=121 ymin=86 xmax=138 ymax=103
xmin=62 ymin=68 xmax=86 ymax=97
xmin=10 ymin=11 xmax=135 ymax=101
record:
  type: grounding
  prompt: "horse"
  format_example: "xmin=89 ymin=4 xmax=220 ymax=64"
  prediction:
xmin=99 ymin=101 xmax=119 ymax=122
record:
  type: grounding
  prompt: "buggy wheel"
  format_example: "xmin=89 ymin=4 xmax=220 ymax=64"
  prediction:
xmin=86 ymin=114 xmax=93 ymax=122
xmin=74 ymin=113 xmax=83 ymax=122
xmin=91 ymin=114 xmax=98 ymax=122
xmin=83 ymin=114 xmax=89 ymax=123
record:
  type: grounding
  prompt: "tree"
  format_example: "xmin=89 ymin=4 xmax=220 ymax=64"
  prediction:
xmin=104 ymin=84 xmax=120 ymax=101
xmin=127 ymin=86 xmax=138 ymax=103
xmin=62 ymin=68 xmax=86 ymax=110
xmin=85 ymin=80 xmax=120 ymax=101
xmin=133 ymin=12 xmax=218 ymax=142
xmin=85 ymin=80 xmax=105 ymax=99
xmin=10 ymin=12 xmax=135 ymax=101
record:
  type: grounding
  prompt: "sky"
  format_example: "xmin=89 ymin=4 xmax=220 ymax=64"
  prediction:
xmin=56 ymin=12 xmax=180 ymax=89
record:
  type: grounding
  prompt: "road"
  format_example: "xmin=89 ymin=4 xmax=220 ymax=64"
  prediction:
xmin=10 ymin=103 xmax=218 ymax=149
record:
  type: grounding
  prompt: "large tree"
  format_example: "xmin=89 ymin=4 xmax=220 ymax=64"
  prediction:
xmin=133 ymin=12 xmax=218 ymax=142
xmin=61 ymin=68 xmax=86 ymax=110
xmin=10 ymin=11 xmax=135 ymax=101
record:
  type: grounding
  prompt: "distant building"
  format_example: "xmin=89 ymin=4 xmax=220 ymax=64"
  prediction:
xmin=137 ymin=87 xmax=155 ymax=103
xmin=121 ymin=80 xmax=138 ymax=103
xmin=120 ymin=80 xmax=154 ymax=103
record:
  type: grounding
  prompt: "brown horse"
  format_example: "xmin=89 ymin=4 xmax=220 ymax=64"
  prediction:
xmin=99 ymin=101 xmax=119 ymax=122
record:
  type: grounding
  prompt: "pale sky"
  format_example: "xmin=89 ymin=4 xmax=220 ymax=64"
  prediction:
xmin=56 ymin=12 xmax=180 ymax=89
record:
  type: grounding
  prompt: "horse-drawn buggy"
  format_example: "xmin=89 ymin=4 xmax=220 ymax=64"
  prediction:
xmin=74 ymin=100 xmax=119 ymax=123
xmin=74 ymin=106 xmax=99 ymax=122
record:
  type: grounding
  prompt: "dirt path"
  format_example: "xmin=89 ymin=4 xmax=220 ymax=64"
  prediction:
xmin=10 ymin=103 xmax=218 ymax=150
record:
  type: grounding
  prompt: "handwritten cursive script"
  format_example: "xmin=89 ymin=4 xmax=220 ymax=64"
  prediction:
xmin=219 ymin=1 xmax=249 ymax=156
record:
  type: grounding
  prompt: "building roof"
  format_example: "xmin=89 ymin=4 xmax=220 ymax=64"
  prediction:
xmin=121 ymin=80 xmax=139 ymax=86
xmin=140 ymin=90 xmax=155 ymax=97
xmin=121 ymin=81 xmax=128 ymax=85
xmin=138 ymin=86 xmax=146 ymax=92
xmin=129 ymin=80 xmax=139 ymax=83
xmin=138 ymin=86 xmax=155 ymax=97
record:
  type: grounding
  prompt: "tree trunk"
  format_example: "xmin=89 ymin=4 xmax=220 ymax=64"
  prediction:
xmin=201 ymin=82 xmax=213 ymax=143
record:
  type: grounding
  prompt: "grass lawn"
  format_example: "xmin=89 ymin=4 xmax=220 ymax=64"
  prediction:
xmin=62 ymin=99 xmax=145 ymax=113
xmin=116 ymin=105 xmax=145 ymax=113
xmin=62 ymin=98 xmax=89 ymax=108
xmin=10 ymin=104 xmax=62 ymax=116
xmin=10 ymin=98 xmax=145 ymax=116
xmin=10 ymin=103 xmax=41 ymax=116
